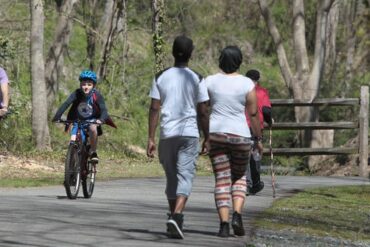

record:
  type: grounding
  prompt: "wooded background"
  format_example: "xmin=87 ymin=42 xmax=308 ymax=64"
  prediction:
xmin=0 ymin=0 xmax=369 ymax=172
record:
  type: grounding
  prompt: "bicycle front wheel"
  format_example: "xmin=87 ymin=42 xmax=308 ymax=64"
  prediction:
xmin=64 ymin=144 xmax=81 ymax=199
xmin=82 ymin=161 xmax=96 ymax=198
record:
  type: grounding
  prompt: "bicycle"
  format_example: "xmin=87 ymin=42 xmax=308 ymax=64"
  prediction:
xmin=55 ymin=119 xmax=100 ymax=199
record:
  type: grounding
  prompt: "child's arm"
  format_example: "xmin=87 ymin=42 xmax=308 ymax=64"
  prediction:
xmin=52 ymin=92 xmax=77 ymax=121
xmin=96 ymin=92 xmax=109 ymax=122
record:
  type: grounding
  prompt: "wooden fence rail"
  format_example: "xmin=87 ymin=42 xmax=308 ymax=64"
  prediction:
xmin=265 ymin=86 xmax=369 ymax=178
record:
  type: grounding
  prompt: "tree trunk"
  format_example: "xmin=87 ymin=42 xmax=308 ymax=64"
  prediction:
xmin=259 ymin=0 xmax=334 ymax=122
xmin=45 ymin=0 xmax=78 ymax=105
xmin=307 ymin=129 xmax=335 ymax=172
xmin=151 ymin=0 xmax=165 ymax=73
xmin=30 ymin=0 xmax=50 ymax=150
xmin=306 ymin=0 xmax=335 ymax=165
xmin=99 ymin=0 xmax=115 ymax=46
xmin=343 ymin=0 xmax=356 ymax=89
xmin=300 ymin=0 xmax=334 ymax=148
xmin=118 ymin=0 xmax=128 ymax=84
xmin=325 ymin=1 xmax=338 ymax=84
xmin=353 ymin=1 xmax=370 ymax=74
xmin=258 ymin=0 xmax=335 ymax=169
xmin=83 ymin=0 xmax=99 ymax=70
xmin=98 ymin=0 xmax=128 ymax=82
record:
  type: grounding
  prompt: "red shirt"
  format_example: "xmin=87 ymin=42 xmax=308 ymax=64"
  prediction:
xmin=246 ymin=84 xmax=271 ymax=129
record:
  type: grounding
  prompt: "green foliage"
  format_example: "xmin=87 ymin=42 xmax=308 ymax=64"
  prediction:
xmin=0 ymin=0 xmax=369 ymax=177
xmin=0 ymin=177 xmax=63 ymax=188
xmin=256 ymin=185 xmax=370 ymax=241
xmin=0 ymin=36 xmax=15 ymax=61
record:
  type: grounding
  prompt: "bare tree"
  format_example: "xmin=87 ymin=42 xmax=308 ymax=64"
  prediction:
xmin=45 ymin=0 xmax=79 ymax=104
xmin=152 ymin=0 xmax=165 ymax=73
xmin=118 ymin=0 xmax=128 ymax=84
xmin=324 ymin=0 xmax=369 ymax=97
xmin=99 ymin=0 xmax=115 ymax=47
xmin=82 ymin=0 xmax=99 ymax=70
xmin=348 ymin=1 xmax=370 ymax=80
xmin=30 ymin=0 xmax=50 ymax=150
xmin=98 ymin=0 xmax=128 ymax=82
xmin=325 ymin=1 xmax=339 ymax=84
xmin=258 ymin=0 xmax=335 ymax=169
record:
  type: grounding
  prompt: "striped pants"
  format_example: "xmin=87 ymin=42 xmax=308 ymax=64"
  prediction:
xmin=209 ymin=133 xmax=252 ymax=209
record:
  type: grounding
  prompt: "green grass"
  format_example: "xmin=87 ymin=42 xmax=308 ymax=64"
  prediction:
xmin=0 ymin=177 xmax=63 ymax=188
xmin=255 ymin=185 xmax=370 ymax=241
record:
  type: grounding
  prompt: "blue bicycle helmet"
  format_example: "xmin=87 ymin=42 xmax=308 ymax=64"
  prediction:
xmin=79 ymin=70 xmax=97 ymax=84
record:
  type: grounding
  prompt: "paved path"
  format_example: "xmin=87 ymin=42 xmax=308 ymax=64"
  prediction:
xmin=0 ymin=176 xmax=369 ymax=247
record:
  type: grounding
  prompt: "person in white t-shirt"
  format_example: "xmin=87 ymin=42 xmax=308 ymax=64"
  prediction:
xmin=147 ymin=35 xmax=210 ymax=239
xmin=204 ymin=46 xmax=263 ymax=237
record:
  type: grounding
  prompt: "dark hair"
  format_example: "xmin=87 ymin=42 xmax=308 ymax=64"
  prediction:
xmin=246 ymin=69 xmax=260 ymax=81
xmin=218 ymin=46 xmax=242 ymax=74
xmin=172 ymin=35 xmax=194 ymax=62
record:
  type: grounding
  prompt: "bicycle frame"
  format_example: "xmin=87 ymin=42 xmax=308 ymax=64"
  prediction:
xmin=56 ymin=119 xmax=100 ymax=199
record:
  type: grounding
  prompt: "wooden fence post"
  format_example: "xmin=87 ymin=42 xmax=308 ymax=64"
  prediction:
xmin=359 ymin=86 xmax=369 ymax=178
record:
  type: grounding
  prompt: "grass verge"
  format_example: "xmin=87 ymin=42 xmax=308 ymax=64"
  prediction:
xmin=255 ymin=185 xmax=370 ymax=242
xmin=0 ymin=151 xmax=213 ymax=187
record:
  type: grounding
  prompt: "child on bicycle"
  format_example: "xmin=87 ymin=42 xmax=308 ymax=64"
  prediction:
xmin=52 ymin=70 xmax=115 ymax=163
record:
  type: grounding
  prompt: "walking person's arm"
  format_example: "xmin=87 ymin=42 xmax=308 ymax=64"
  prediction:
xmin=0 ymin=83 xmax=9 ymax=116
xmin=147 ymin=98 xmax=160 ymax=158
xmin=95 ymin=92 xmax=109 ymax=124
xmin=52 ymin=92 xmax=77 ymax=121
xmin=246 ymin=89 xmax=263 ymax=155
xmin=261 ymin=90 xmax=272 ymax=127
xmin=197 ymin=101 xmax=210 ymax=154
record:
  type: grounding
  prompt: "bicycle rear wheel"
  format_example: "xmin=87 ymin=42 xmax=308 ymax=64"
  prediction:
xmin=64 ymin=144 xmax=81 ymax=199
xmin=82 ymin=161 xmax=96 ymax=198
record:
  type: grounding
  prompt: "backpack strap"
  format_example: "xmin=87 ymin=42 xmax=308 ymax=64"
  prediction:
xmin=92 ymin=91 xmax=101 ymax=116
xmin=92 ymin=90 xmax=117 ymax=129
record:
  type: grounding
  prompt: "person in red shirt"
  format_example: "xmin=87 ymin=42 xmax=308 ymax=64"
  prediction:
xmin=245 ymin=69 xmax=272 ymax=195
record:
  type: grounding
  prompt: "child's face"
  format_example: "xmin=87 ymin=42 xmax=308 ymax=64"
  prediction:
xmin=80 ymin=80 xmax=94 ymax=95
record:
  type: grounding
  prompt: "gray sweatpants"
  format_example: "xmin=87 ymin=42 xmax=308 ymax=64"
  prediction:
xmin=158 ymin=136 xmax=199 ymax=200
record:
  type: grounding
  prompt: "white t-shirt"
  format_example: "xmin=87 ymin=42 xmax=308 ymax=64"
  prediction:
xmin=205 ymin=73 xmax=255 ymax=137
xmin=149 ymin=67 xmax=209 ymax=139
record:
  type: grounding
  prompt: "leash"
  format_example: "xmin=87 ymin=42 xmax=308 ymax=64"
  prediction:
xmin=269 ymin=125 xmax=276 ymax=198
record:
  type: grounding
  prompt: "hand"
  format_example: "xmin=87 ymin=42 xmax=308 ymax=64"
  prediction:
xmin=267 ymin=118 xmax=274 ymax=128
xmin=96 ymin=119 xmax=102 ymax=124
xmin=200 ymin=138 xmax=210 ymax=155
xmin=146 ymin=139 xmax=156 ymax=158
xmin=255 ymin=141 xmax=263 ymax=157
xmin=0 ymin=108 xmax=8 ymax=117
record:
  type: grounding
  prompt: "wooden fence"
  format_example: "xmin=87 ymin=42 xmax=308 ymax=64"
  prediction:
xmin=266 ymin=86 xmax=369 ymax=178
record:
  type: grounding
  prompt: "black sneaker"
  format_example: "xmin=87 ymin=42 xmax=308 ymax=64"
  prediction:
xmin=90 ymin=152 xmax=99 ymax=163
xmin=249 ymin=181 xmax=264 ymax=195
xmin=217 ymin=221 xmax=230 ymax=238
xmin=166 ymin=213 xmax=184 ymax=239
xmin=231 ymin=212 xmax=245 ymax=236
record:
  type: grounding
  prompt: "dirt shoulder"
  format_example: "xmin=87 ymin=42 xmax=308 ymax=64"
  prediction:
xmin=0 ymin=152 xmax=63 ymax=180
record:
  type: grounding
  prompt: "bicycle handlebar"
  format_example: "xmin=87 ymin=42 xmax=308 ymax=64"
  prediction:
xmin=53 ymin=119 xmax=103 ymax=125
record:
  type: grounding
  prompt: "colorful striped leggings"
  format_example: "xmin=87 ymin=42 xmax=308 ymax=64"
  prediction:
xmin=209 ymin=133 xmax=252 ymax=209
